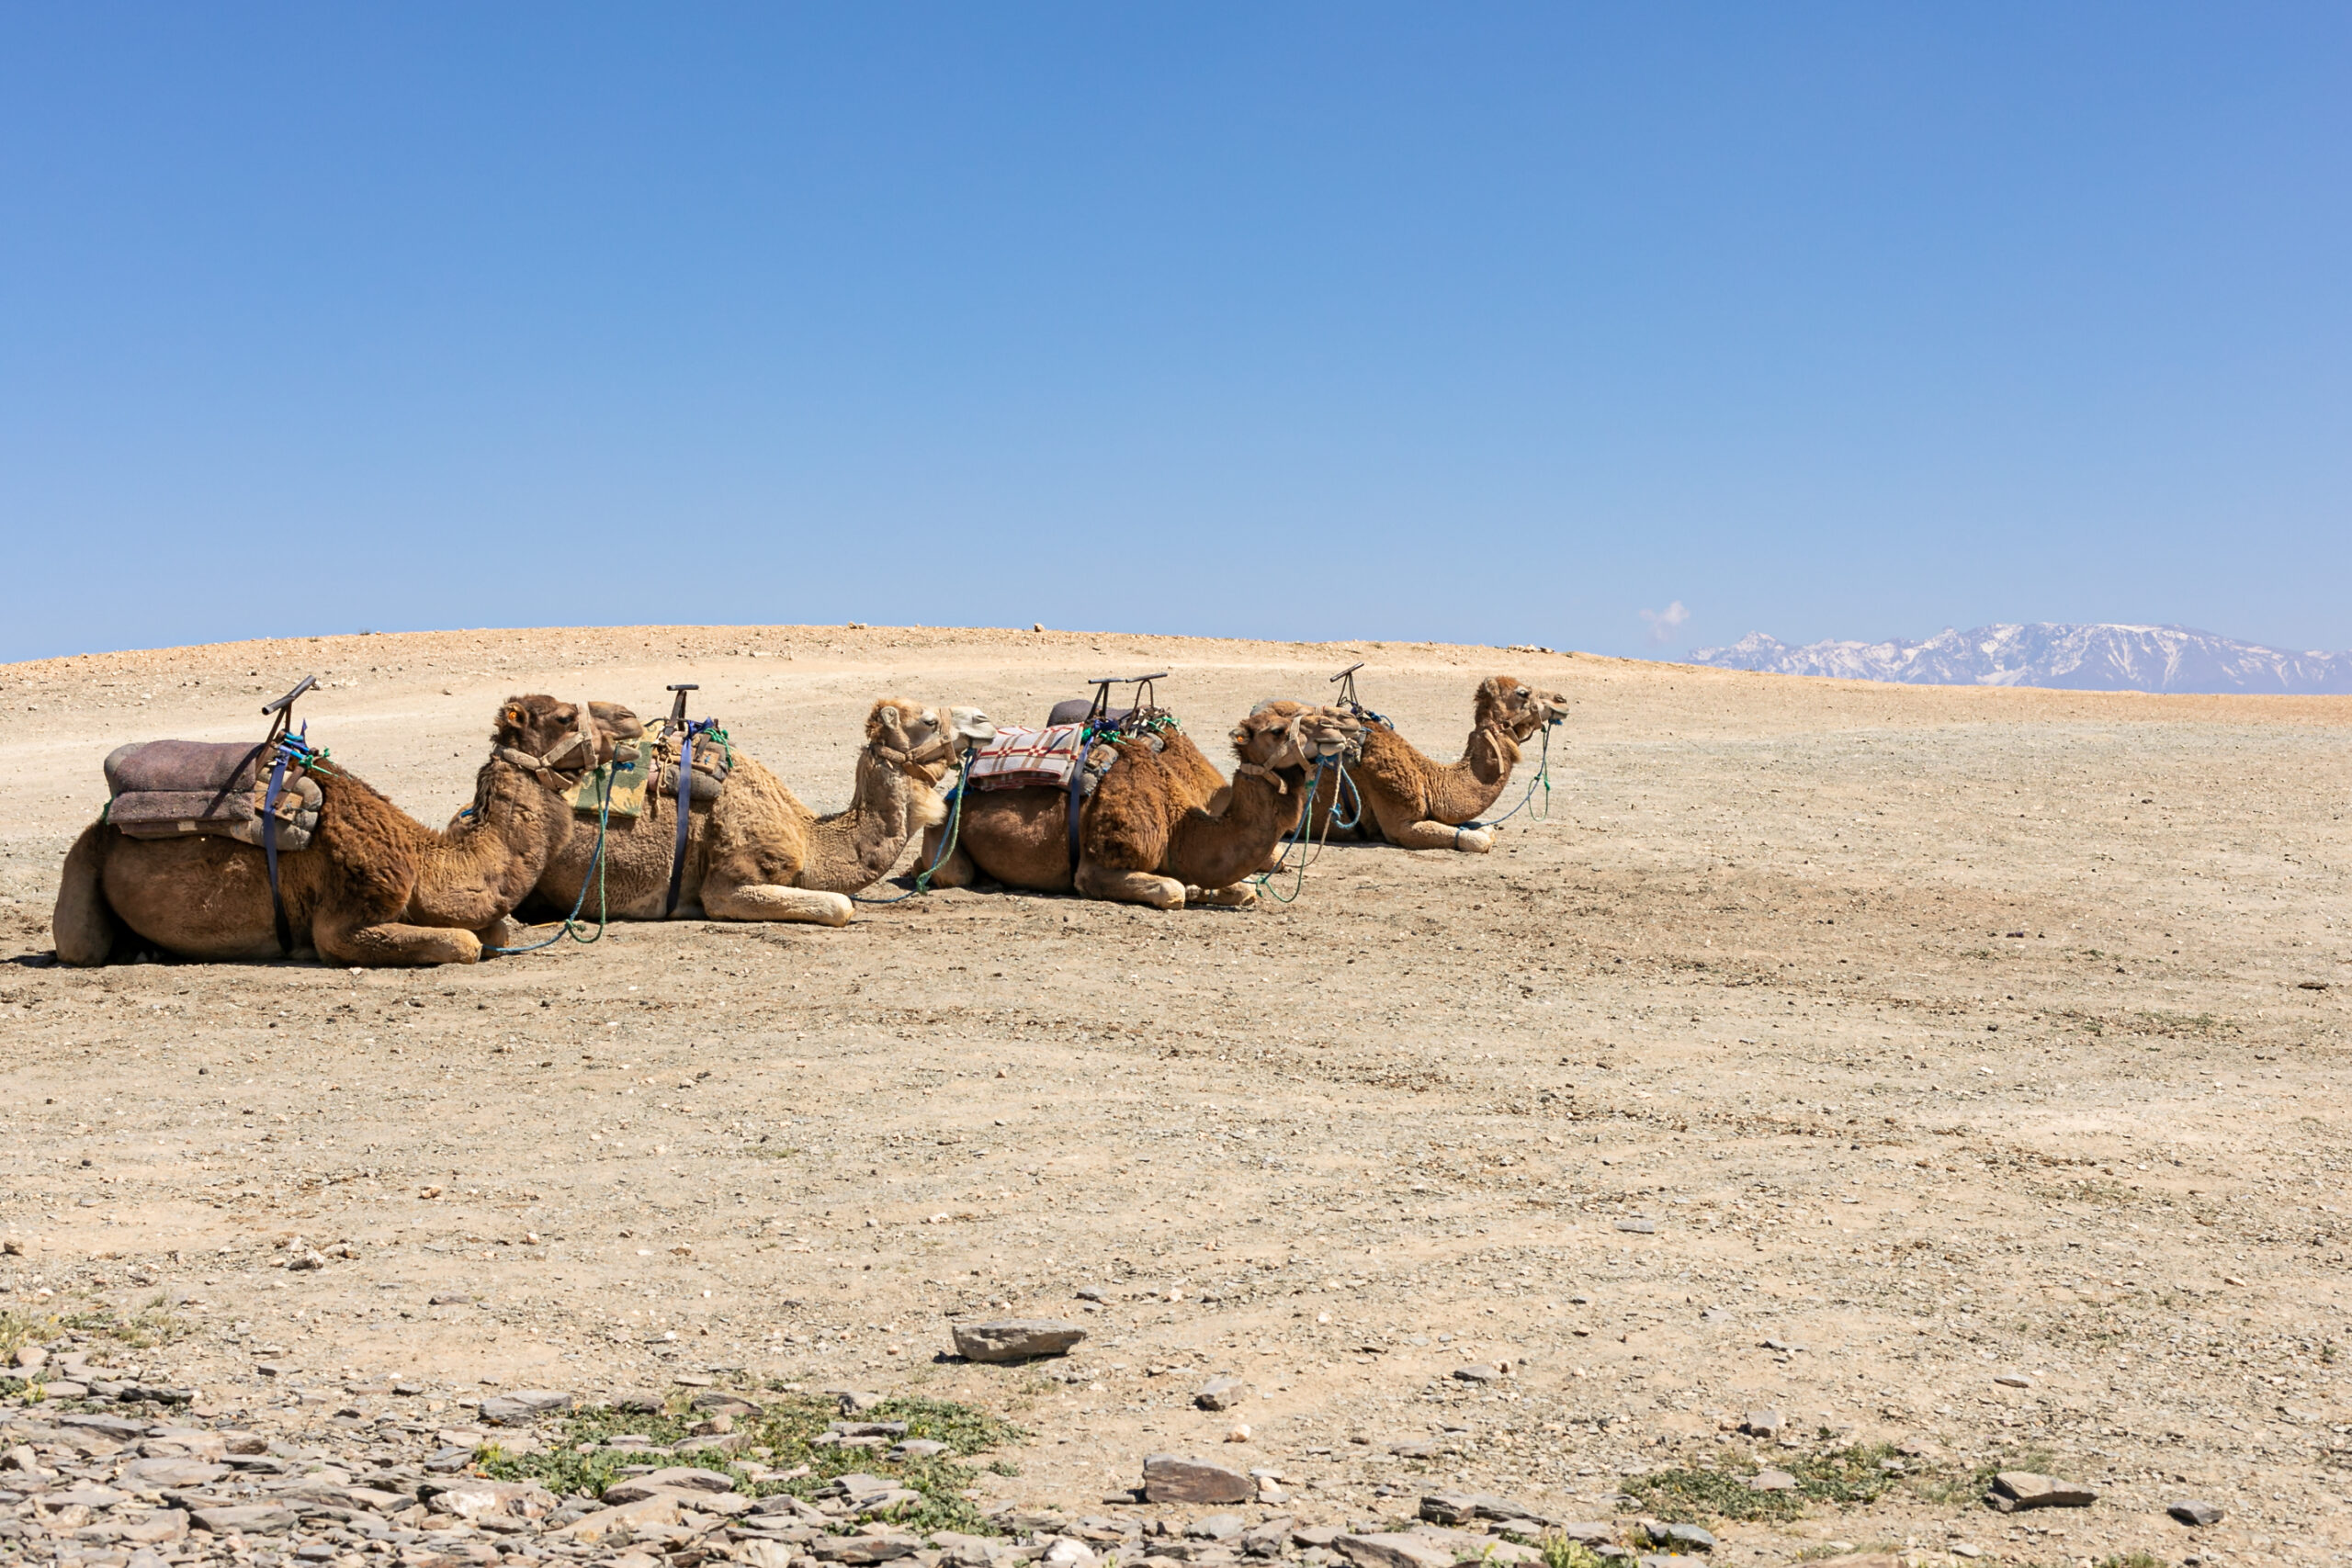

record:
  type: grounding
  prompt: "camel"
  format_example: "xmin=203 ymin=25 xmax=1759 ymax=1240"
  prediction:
xmin=52 ymin=694 xmax=609 ymax=966
xmin=918 ymin=703 xmax=1361 ymax=908
xmin=1308 ymin=673 xmax=1569 ymax=852
xmin=522 ymin=697 xmax=998 ymax=929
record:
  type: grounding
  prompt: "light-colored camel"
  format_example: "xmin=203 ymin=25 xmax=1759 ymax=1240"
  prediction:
xmin=523 ymin=697 xmax=998 ymax=929
xmin=1310 ymin=673 xmax=1569 ymax=852
xmin=920 ymin=704 xmax=1361 ymax=909
xmin=51 ymin=695 xmax=608 ymax=967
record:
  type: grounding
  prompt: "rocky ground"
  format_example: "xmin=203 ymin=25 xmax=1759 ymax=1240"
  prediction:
xmin=0 ymin=623 xmax=2348 ymax=1568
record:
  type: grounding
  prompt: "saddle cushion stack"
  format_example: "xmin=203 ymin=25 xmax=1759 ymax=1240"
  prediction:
xmin=102 ymin=739 xmax=322 ymax=851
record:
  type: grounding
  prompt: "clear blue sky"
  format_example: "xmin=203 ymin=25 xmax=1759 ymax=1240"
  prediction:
xmin=4 ymin=5 xmax=2346 ymax=663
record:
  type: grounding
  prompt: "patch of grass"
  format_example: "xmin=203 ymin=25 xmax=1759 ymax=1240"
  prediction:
xmin=0 ymin=1310 xmax=58 ymax=1361
xmin=1536 ymin=1538 xmax=1609 ymax=1568
xmin=62 ymin=1296 xmax=190 ymax=1349
xmin=2097 ymin=1554 xmax=2166 ymax=1568
xmin=481 ymin=1392 xmax=1024 ymax=1537
xmin=1620 ymin=1443 xmax=1935 ymax=1524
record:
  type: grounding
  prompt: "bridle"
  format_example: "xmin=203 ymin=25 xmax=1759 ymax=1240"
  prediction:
xmin=492 ymin=702 xmax=602 ymax=788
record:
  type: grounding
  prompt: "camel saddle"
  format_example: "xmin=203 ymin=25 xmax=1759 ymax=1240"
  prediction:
xmin=102 ymin=739 xmax=322 ymax=851
xmin=559 ymin=727 xmax=729 ymax=820
xmin=965 ymin=724 xmax=1117 ymax=795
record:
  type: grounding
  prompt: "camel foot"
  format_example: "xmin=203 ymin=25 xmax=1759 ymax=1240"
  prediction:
xmin=1451 ymin=827 xmax=1494 ymax=853
xmin=1189 ymin=883 xmax=1259 ymax=908
xmin=702 ymin=886 xmax=855 ymax=926
xmin=1075 ymin=864 xmax=1186 ymax=909
xmin=476 ymin=916 xmax=526 ymax=953
xmin=318 ymin=924 xmax=484 ymax=966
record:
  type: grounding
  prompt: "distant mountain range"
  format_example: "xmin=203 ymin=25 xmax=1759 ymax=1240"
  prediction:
xmin=1685 ymin=623 xmax=2352 ymax=694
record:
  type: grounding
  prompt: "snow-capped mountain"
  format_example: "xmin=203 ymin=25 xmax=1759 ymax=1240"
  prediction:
xmin=1685 ymin=623 xmax=2352 ymax=694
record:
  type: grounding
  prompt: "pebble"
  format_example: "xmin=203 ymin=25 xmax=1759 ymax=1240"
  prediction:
xmin=1657 ymin=1524 xmax=1714 ymax=1552
xmin=953 ymin=1318 xmax=1090 ymax=1362
xmin=1332 ymin=1533 xmax=1458 ymax=1568
xmin=1740 ymin=1406 xmax=1783 ymax=1438
xmin=1450 ymin=1364 xmax=1500 ymax=1384
xmin=2169 ymin=1501 xmax=2224 ymax=1527
xmin=1992 ymin=1374 xmax=2030 ymax=1388
xmin=1189 ymin=1514 xmax=1249 ymax=1540
xmin=1747 ymin=1470 xmax=1797 ymax=1492
xmin=1194 ymin=1375 xmax=1250 ymax=1411
xmin=480 ymin=1388 xmax=574 ymax=1425
xmin=1144 ymin=1453 xmax=1256 ymax=1504
xmin=1419 ymin=1491 xmax=1550 ymax=1528
xmin=1614 ymin=1218 xmax=1657 ymax=1235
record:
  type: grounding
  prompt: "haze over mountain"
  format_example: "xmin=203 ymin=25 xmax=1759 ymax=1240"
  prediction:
xmin=1685 ymin=623 xmax=2352 ymax=694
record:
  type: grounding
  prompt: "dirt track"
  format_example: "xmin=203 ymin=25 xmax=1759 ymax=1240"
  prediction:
xmin=3 ymin=623 xmax=2349 ymax=1565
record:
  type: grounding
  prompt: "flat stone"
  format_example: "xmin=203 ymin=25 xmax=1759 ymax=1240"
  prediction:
xmin=1747 ymin=1470 xmax=1797 ymax=1492
xmin=1293 ymin=1526 xmax=1343 ymax=1548
xmin=1992 ymin=1374 xmax=2030 ymax=1389
xmin=549 ymin=1495 xmax=683 ymax=1542
xmin=953 ymin=1319 xmax=1089 ymax=1362
xmin=828 ymin=1387 xmax=886 ymax=1413
xmin=1657 ymin=1524 xmax=1714 ymax=1552
xmin=416 ymin=1478 xmax=560 ymax=1520
xmin=811 ymin=1533 xmax=924 ymax=1562
xmin=58 ymin=1414 xmax=147 ymax=1439
xmin=1419 ymin=1492 xmax=1549 ymax=1527
xmin=2169 ymin=1501 xmax=2224 ymax=1527
xmin=190 ymin=1504 xmax=297 ymax=1535
xmin=1987 ymin=1472 xmax=2096 ymax=1511
xmin=818 ymin=1472 xmax=898 ymax=1501
xmin=1553 ymin=1524 xmax=1617 ymax=1546
xmin=1333 ymin=1533 xmax=1457 ymax=1568
xmin=831 ymin=1421 xmax=910 ymax=1438
xmin=636 ymin=1465 xmax=736 ymax=1493
xmin=1189 ymin=1514 xmax=1248 ymax=1540
xmin=1044 ymin=1542 xmax=1098 ymax=1568
xmin=479 ymin=1389 xmax=573 ymax=1426
xmin=1740 ymin=1407 xmax=1783 ymax=1438
xmin=117 ymin=1458 xmax=229 ymax=1489
xmin=1241 ymin=1517 xmax=1296 ymax=1557
xmin=1614 ymin=1219 xmax=1657 ymax=1235
xmin=37 ymin=1379 xmax=90 ymax=1399
xmin=1144 ymin=1454 xmax=1254 ymax=1505
xmin=1194 ymin=1377 xmax=1250 ymax=1412
xmin=1388 ymin=1441 xmax=1436 ymax=1461
xmin=890 ymin=1438 xmax=953 ymax=1461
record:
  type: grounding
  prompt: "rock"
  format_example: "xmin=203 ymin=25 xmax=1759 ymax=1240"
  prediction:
xmin=1992 ymin=1374 xmax=2030 ymax=1388
xmin=550 ymin=1495 xmax=684 ymax=1541
xmin=818 ymin=1472 xmax=897 ymax=1501
xmin=58 ymin=1413 xmax=147 ymax=1439
xmin=812 ymin=1534 xmax=923 ymax=1562
xmin=1419 ymin=1492 xmax=1550 ymax=1528
xmin=118 ymin=1458 xmax=229 ymax=1489
xmin=1799 ymin=1557 xmax=1904 ymax=1568
xmin=636 ymin=1465 xmax=736 ymax=1493
xmin=1294 ymin=1527 xmax=1343 ymax=1548
xmin=1553 ymin=1524 xmax=1617 ymax=1546
xmin=2169 ymin=1501 xmax=2224 ymax=1527
xmin=1747 ymin=1470 xmax=1797 ymax=1492
xmin=832 ymin=1421 xmax=910 ymax=1438
xmin=1657 ymin=1524 xmax=1714 ymax=1552
xmin=479 ymin=1389 xmax=573 ymax=1426
xmin=890 ymin=1438 xmax=953 ymax=1461
xmin=1987 ymin=1472 xmax=2096 ymax=1511
xmin=36 ymin=1379 xmax=89 ymax=1399
xmin=953 ymin=1319 xmax=1089 ymax=1362
xmin=1450 ymin=1365 xmax=1500 ymax=1384
xmin=1333 ymin=1533 xmax=1458 ymax=1568
xmin=692 ymin=1388 xmax=763 ymax=1415
xmin=112 ymin=1508 xmax=188 ymax=1545
xmin=1194 ymin=1376 xmax=1250 ymax=1411
xmin=1189 ymin=1515 xmax=1248 ymax=1540
xmin=1043 ymin=1542 xmax=1099 ymax=1568
xmin=1388 ymin=1441 xmax=1436 ymax=1460
xmin=1614 ymin=1219 xmax=1657 ymax=1235
xmin=416 ymin=1478 xmax=560 ymax=1520
xmin=1739 ymin=1407 xmax=1783 ymax=1438
xmin=828 ymin=1386 xmax=886 ymax=1412
xmin=190 ymin=1504 xmax=297 ymax=1535
xmin=1242 ymin=1517 xmax=1296 ymax=1556
xmin=1144 ymin=1454 xmax=1255 ymax=1505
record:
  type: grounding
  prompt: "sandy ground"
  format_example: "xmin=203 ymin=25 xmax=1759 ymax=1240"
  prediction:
xmin=3 ymin=623 xmax=2349 ymax=1564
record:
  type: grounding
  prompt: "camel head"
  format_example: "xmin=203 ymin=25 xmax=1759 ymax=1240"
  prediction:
xmin=1475 ymin=675 xmax=1572 ymax=740
xmin=491 ymin=694 xmax=608 ymax=786
xmin=864 ymin=698 xmax=1000 ymax=782
xmin=1248 ymin=700 xmax=1363 ymax=762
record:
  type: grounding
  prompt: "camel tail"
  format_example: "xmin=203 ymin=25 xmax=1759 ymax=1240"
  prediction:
xmin=52 ymin=822 xmax=121 ymax=966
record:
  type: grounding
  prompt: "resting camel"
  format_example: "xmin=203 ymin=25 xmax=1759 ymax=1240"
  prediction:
xmin=52 ymin=694 xmax=608 ymax=966
xmin=1309 ymin=673 xmax=1569 ymax=852
xmin=920 ymin=703 xmax=1361 ymax=908
xmin=522 ymin=697 xmax=998 ymax=928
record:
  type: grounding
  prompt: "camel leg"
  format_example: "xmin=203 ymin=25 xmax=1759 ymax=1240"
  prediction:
xmin=1383 ymin=820 xmax=1494 ymax=853
xmin=475 ymin=916 xmax=526 ymax=953
xmin=1075 ymin=860 xmax=1185 ymax=909
xmin=313 ymin=916 xmax=484 ymax=967
xmin=52 ymin=823 xmax=119 ymax=967
xmin=701 ymin=883 xmax=854 ymax=927
xmin=1189 ymin=883 xmax=1260 ymax=908
xmin=915 ymin=822 xmax=979 ymax=890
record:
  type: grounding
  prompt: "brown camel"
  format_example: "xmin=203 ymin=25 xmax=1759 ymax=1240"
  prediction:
xmin=51 ymin=695 xmax=608 ymax=967
xmin=1310 ymin=673 xmax=1569 ymax=852
xmin=523 ymin=698 xmax=998 ymax=928
xmin=919 ymin=704 xmax=1361 ymax=908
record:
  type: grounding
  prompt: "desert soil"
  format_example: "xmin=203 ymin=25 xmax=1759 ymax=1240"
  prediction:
xmin=2 ymin=623 xmax=2349 ymax=1567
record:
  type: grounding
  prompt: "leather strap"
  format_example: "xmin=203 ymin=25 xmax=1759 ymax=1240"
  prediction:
xmin=663 ymin=723 xmax=697 ymax=918
xmin=1234 ymin=761 xmax=1288 ymax=794
xmin=261 ymin=746 xmax=294 ymax=956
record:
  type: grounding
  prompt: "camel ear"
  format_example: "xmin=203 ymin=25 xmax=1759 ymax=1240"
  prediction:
xmin=500 ymin=704 xmax=528 ymax=732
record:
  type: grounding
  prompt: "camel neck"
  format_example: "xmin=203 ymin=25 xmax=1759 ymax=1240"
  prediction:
xmin=1167 ymin=763 xmax=1311 ymax=891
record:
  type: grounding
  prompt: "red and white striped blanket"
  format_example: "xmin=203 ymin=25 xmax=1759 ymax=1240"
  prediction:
xmin=964 ymin=724 xmax=1091 ymax=791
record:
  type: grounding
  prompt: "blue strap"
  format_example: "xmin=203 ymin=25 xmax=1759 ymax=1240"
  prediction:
xmin=663 ymin=723 xmax=697 ymax=918
xmin=261 ymin=747 xmax=294 ymax=955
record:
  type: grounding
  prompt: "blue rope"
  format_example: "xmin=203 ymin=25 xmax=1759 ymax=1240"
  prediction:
xmin=1249 ymin=756 xmax=1346 ymax=905
xmin=852 ymin=745 xmax=978 ymax=905
xmin=1463 ymin=722 xmax=1555 ymax=831
xmin=484 ymin=769 xmax=614 ymax=955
